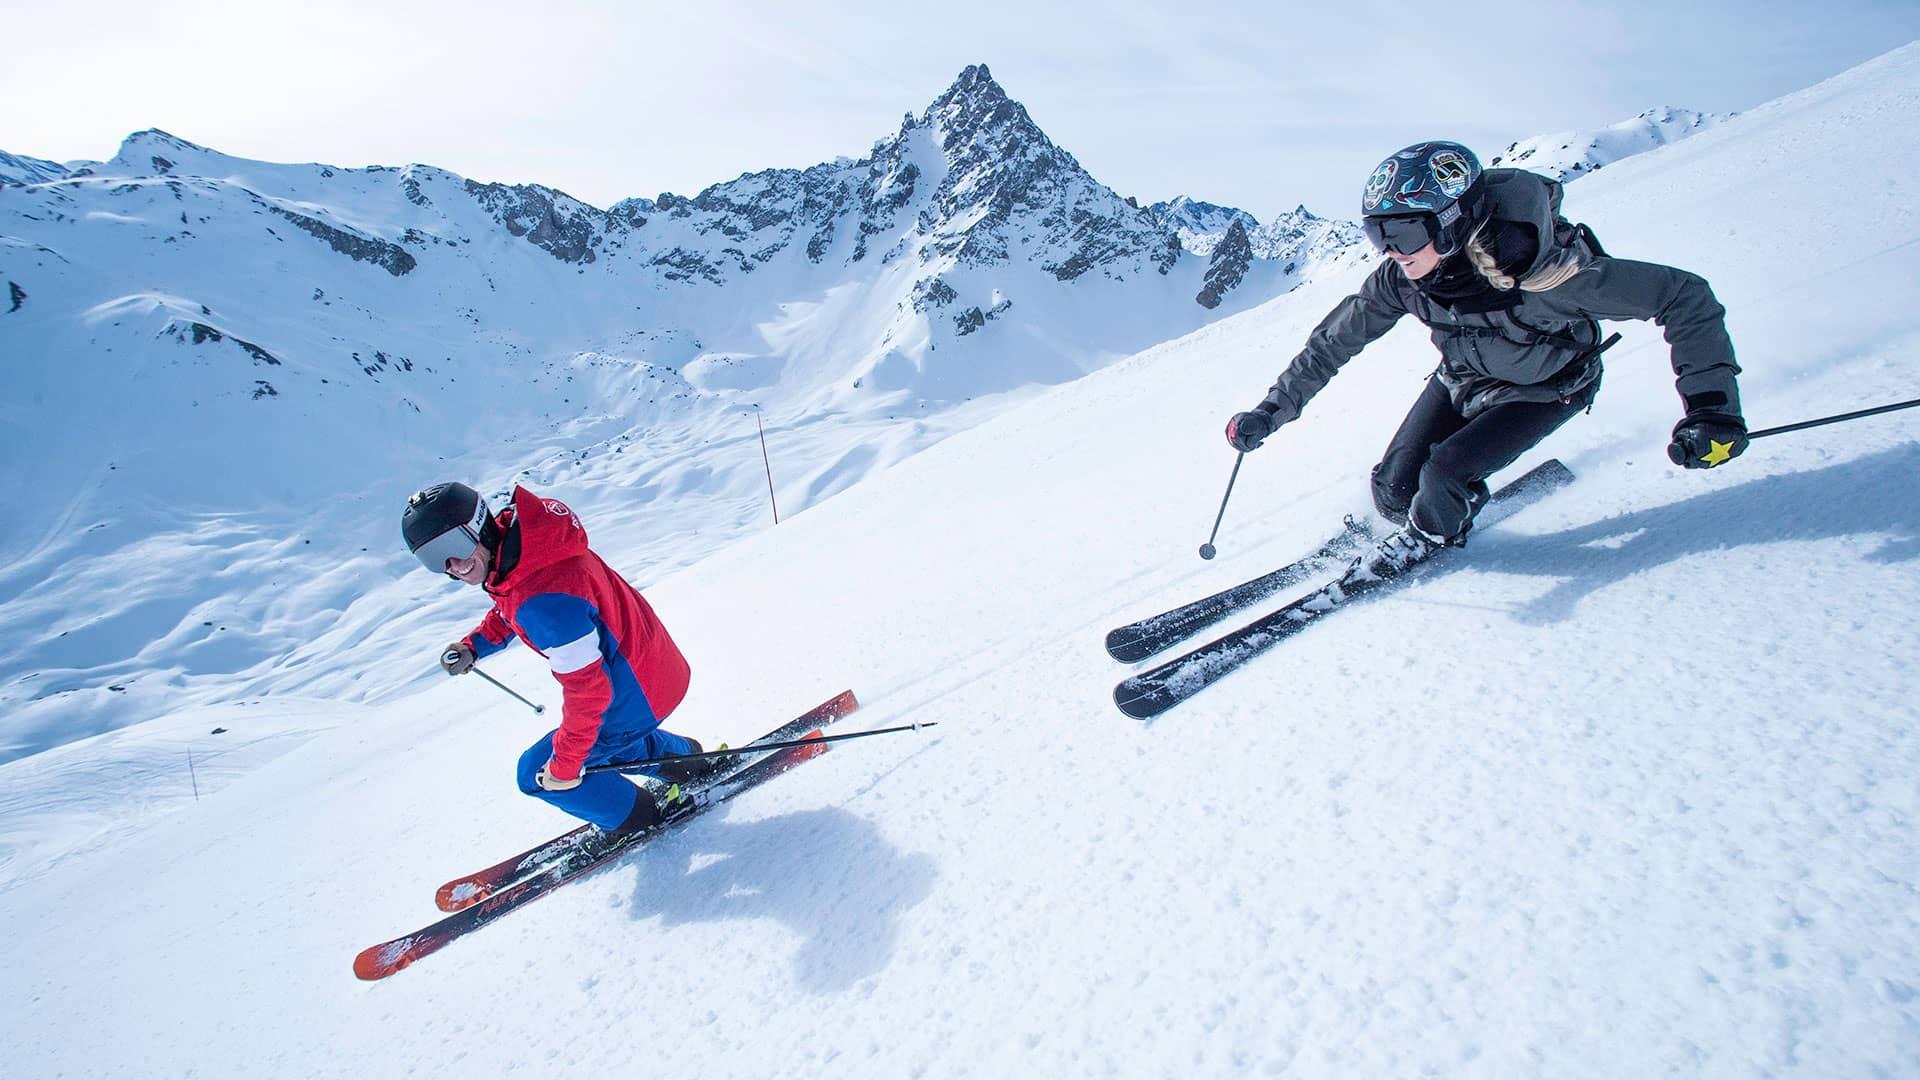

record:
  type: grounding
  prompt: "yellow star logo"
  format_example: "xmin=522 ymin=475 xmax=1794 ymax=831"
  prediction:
xmin=1701 ymin=439 xmax=1736 ymax=467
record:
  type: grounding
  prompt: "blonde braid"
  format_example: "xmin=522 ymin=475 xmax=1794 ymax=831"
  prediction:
xmin=1466 ymin=222 xmax=1587 ymax=292
xmin=1466 ymin=223 xmax=1516 ymax=290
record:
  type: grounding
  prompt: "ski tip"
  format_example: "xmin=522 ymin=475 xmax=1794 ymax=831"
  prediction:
xmin=817 ymin=689 xmax=859 ymax=720
xmin=1112 ymin=682 xmax=1167 ymax=721
xmin=1105 ymin=630 xmax=1148 ymax=664
xmin=353 ymin=936 xmax=419 ymax=982
xmin=1528 ymin=458 xmax=1574 ymax=484
xmin=792 ymin=728 xmax=831 ymax=761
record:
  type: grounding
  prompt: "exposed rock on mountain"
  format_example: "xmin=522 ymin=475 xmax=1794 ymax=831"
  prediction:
xmin=1196 ymin=220 xmax=1253 ymax=309
xmin=1249 ymin=204 xmax=1364 ymax=268
xmin=265 ymin=200 xmax=418 ymax=276
xmin=463 ymin=180 xmax=603 ymax=264
xmin=1149 ymin=197 xmax=1261 ymax=257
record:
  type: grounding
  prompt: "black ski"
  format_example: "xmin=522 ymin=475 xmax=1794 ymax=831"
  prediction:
xmin=1106 ymin=517 xmax=1376 ymax=663
xmin=1114 ymin=459 xmax=1575 ymax=720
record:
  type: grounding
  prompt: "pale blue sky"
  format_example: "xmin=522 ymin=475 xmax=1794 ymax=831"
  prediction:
xmin=6 ymin=0 xmax=1918 ymax=220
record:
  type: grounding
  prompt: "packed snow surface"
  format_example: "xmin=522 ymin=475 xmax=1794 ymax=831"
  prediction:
xmin=3 ymin=42 xmax=1919 ymax=1080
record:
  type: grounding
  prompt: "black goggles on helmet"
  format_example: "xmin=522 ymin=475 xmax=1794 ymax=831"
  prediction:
xmin=1361 ymin=213 xmax=1439 ymax=256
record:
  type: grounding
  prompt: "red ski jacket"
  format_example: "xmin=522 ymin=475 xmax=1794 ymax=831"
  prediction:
xmin=462 ymin=487 xmax=691 ymax=779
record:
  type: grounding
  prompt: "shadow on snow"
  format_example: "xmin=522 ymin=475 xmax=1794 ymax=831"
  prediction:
xmin=623 ymin=806 xmax=938 ymax=994
xmin=1468 ymin=443 xmax=1920 ymax=624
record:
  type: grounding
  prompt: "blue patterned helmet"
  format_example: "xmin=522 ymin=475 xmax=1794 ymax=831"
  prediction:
xmin=1359 ymin=141 xmax=1485 ymax=257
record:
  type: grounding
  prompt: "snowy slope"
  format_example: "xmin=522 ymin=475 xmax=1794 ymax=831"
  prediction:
xmin=1 ymin=40 xmax=1918 ymax=1080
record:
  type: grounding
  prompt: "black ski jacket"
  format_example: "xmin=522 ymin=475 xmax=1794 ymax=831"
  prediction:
xmin=1260 ymin=169 xmax=1742 ymax=422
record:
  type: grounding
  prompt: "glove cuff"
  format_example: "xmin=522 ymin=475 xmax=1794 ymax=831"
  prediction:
xmin=1674 ymin=410 xmax=1745 ymax=434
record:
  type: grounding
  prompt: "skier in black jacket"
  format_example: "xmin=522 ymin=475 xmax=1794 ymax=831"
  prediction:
xmin=1225 ymin=141 xmax=1748 ymax=573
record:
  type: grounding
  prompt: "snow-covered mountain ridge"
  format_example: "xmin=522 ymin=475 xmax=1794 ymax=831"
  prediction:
xmin=1486 ymin=106 xmax=1732 ymax=181
xmin=0 ymin=66 xmax=1353 ymax=765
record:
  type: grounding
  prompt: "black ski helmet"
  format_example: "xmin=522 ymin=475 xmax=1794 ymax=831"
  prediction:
xmin=1360 ymin=141 xmax=1485 ymax=257
xmin=402 ymin=482 xmax=498 ymax=574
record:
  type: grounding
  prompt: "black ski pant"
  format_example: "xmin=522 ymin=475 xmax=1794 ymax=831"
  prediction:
xmin=1371 ymin=375 xmax=1592 ymax=540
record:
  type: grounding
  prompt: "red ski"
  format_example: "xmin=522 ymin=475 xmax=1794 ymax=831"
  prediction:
xmin=355 ymin=727 xmax=837 ymax=981
xmin=432 ymin=689 xmax=858 ymax=913
xmin=354 ymin=690 xmax=858 ymax=982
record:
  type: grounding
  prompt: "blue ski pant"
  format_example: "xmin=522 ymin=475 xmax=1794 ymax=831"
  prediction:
xmin=516 ymin=726 xmax=698 ymax=829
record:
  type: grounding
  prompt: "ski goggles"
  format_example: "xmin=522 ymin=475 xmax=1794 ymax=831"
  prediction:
xmin=406 ymin=491 xmax=491 ymax=574
xmin=410 ymin=522 xmax=485 ymax=574
xmin=1361 ymin=213 xmax=1439 ymax=256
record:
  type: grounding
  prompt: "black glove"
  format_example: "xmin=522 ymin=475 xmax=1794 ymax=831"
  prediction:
xmin=441 ymin=642 xmax=476 ymax=676
xmin=1667 ymin=412 xmax=1749 ymax=469
xmin=1226 ymin=406 xmax=1278 ymax=453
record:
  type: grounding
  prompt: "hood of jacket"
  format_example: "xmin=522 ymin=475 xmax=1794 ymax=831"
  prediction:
xmin=487 ymin=486 xmax=589 ymax=591
xmin=1478 ymin=168 xmax=1566 ymax=280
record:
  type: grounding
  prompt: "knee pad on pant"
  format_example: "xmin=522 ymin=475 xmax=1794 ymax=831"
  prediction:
xmin=1370 ymin=463 xmax=1412 ymax=525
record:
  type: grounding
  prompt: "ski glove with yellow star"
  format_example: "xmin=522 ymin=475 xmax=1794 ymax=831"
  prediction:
xmin=1668 ymin=410 xmax=1749 ymax=469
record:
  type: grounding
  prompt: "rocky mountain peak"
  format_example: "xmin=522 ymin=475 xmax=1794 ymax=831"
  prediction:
xmin=891 ymin=66 xmax=1174 ymax=280
xmin=1148 ymin=197 xmax=1260 ymax=257
xmin=920 ymin=62 xmax=1053 ymax=161
xmin=929 ymin=64 xmax=1012 ymax=116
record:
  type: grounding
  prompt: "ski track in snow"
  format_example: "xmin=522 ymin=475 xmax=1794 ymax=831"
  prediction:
xmin=2 ymin=40 xmax=1920 ymax=1080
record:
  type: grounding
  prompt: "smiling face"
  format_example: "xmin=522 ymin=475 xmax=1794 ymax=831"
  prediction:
xmin=1389 ymin=243 xmax=1445 ymax=280
xmin=445 ymin=542 xmax=491 ymax=586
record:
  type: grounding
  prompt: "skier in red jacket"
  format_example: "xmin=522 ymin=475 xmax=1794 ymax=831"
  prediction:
xmin=403 ymin=482 xmax=712 ymax=839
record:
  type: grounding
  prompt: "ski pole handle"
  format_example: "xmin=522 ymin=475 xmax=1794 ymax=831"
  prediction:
xmin=583 ymin=721 xmax=936 ymax=775
xmin=455 ymin=659 xmax=546 ymax=715
xmin=1199 ymin=452 xmax=1245 ymax=561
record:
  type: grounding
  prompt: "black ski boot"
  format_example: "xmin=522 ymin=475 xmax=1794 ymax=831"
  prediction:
xmin=585 ymin=788 xmax=666 ymax=855
xmin=1345 ymin=525 xmax=1443 ymax=583
xmin=650 ymin=737 xmax=732 ymax=788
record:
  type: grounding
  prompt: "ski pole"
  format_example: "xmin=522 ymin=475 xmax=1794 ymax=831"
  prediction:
xmin=582 ymin=721 xmax=936 ymax=775
xmin=1747 ymin=396 xmax=1920 ymax=441
xmin=447 ymin=652 xmax=546 ymax=714
xmin=1198 ymin=452 xmax=1245 ymax=561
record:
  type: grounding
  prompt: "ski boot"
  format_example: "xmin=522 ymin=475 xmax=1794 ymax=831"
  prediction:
xmin=1344 ymin=522 xmax=1446 ymax=584
xmin=650 ymin=737 xmax=734 ymax=788
xmin=581 ymin=787 xmax=671 ymax=857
